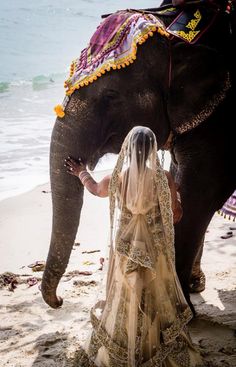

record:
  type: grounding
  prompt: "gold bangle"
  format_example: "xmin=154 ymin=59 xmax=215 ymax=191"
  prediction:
xmin=79 ymin=170 xmax=88 ymax=177
xmin=79 ymin=171 xmax=92 ymax=186
xmin=81 ymin=176 xmax=92 ymax=186
xmin=78 ymin=170 xmax=88 ymax=180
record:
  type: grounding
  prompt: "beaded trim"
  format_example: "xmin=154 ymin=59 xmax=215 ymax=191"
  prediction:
xmin=87 ymin=306 xmax=195 ymax=366
xmin=162 ymin=307 xmax=193 ymax=345
xmin=174 ymin=74 xmax=231 ymax=134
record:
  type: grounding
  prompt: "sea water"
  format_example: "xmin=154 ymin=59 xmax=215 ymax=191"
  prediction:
xmin=0 ymin=0 xmax=166 ymax=201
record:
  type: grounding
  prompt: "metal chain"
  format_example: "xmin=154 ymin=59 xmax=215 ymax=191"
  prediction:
xmin=161 ymin=150 xmax=165 ymax=168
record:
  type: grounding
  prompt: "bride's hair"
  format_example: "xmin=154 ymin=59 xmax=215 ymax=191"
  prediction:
xmin=128 ymin=126 xmax=155 ymax=168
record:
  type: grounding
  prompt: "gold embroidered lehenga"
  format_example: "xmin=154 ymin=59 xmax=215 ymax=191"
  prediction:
xmin=78 ymin=127 xmax=203 ymax=367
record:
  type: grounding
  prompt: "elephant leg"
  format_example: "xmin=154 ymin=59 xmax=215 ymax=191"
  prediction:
xmin=170 ymin=161 xmax=206 ymax=294
xmin=174 ymin=177 xmax=235 ymax=310
xmin=189 ymin=236 xmax=206 ymax=293
xmin=170 ymin=100 xmax=236 ymax=309
xmin=173 ymin=195 xmax=216 ymax=315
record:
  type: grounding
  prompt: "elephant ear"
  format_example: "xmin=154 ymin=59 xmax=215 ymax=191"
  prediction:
xmin=167 ymin=43 xmax=231 ymax=134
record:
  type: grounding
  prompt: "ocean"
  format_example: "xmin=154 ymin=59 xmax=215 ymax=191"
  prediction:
xmin=0 ymin=0 xmax=167 ymax=201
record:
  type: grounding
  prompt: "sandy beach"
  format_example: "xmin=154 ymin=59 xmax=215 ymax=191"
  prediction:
xmin=0 ymin=179 xmax=235 ymax=367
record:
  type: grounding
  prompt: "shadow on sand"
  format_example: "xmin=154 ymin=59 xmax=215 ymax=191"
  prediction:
xmin=190 ymin=288 xmax=236 ymax=367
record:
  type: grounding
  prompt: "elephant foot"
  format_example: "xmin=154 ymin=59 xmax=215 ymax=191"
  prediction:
xmin=189 ymin=267 xmax=206 ymax=293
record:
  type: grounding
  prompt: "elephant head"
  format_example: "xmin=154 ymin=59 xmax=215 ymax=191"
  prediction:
xmin=41 ymin=2 xmax=233 ymax=308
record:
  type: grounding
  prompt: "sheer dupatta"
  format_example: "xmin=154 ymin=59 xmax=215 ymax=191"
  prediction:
xmin=83 ymin=127 xmax=201 ymax=367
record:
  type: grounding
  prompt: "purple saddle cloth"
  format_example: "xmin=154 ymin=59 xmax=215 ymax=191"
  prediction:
xmin=63 ymin=10 xmax=168 ymax=97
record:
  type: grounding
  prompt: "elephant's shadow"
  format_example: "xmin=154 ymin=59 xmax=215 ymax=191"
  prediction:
xmin=191 ymin=288 xmax=236 ymax=328
xmin=189 ymin=289 xmax=236 ymax=367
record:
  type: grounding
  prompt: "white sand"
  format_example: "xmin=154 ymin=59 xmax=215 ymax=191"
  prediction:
xmin=0 ymin=179 xmax=235 ymax=366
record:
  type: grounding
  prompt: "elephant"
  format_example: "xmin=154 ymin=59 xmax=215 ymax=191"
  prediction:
xmin=41 ymin=0 xmax=236 ymax=310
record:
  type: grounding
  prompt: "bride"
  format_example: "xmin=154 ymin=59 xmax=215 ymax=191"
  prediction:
xmin=65 ymin=126 xmax=202 ymax=367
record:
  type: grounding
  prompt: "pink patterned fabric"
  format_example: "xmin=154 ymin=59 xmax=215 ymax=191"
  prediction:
xmin=64 ymin=10 xmax=168 ymax=95
xmin=219 ymin=190 xmax=236 ymax=220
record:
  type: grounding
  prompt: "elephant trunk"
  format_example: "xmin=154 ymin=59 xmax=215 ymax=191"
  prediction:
xmin=41 ymin=117 xmax=85 ymax=308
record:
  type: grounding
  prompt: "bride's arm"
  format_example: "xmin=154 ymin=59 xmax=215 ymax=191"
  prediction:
xmin=78 ymin=171 xmax=111 ymax=197
xmin=65 ymin=157 xmax=111 ymax=197
xmin=164 ymin=171 xmax=183 ymax=224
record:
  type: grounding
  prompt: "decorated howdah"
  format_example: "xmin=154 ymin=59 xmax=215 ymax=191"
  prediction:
xmin=54 ymin=5 xmax=219 ymax=118
xmin=166 ymin=5 xmax=218 ymax=43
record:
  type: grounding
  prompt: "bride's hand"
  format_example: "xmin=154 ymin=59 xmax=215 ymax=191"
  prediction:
xmin=64 ymin=156 xmax=86 ymax=177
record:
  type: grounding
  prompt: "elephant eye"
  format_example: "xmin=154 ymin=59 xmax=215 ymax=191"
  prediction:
xmin=106 ymin=89 xmax=119 ymax=96
xmin=100 ymin=90 xmax=121 ymax=109
xmin=103 ymin=89 xmax=120 ymax=101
